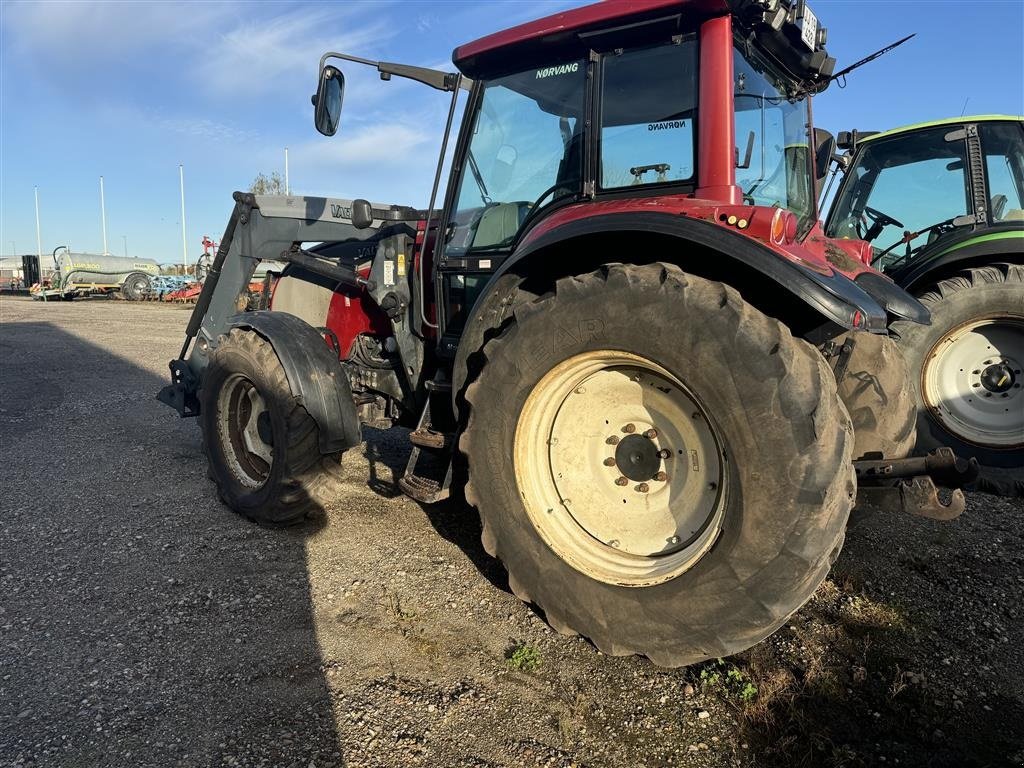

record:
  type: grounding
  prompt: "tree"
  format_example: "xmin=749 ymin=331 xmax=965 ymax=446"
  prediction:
xmin=249 ymin=171 xmax=285 ymax=195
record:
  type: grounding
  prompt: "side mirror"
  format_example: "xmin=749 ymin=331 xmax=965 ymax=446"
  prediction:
xmin=813 ymin=128 xmax=836 ymax=186
xmin=312 ymin=65 xmax=345 ymax=136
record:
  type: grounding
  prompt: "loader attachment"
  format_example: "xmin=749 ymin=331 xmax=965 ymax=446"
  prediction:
xmin=157 ymin=192 xmax=427 ymax=437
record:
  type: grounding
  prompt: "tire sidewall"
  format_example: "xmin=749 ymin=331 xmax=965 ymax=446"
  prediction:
xmin=898 ymin=279 xmax=1024 ymax=467
xmin=466 ymin=270 xmax=851 ymax=659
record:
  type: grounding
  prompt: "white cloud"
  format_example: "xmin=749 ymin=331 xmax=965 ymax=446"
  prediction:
xmin=193 ymin=5 xmax=393 ymax=96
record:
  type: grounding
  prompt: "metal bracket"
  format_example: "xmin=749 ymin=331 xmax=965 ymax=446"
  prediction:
xmin=855 ymin=477 xmax=965 ymax=521
xmin=854 ymin=447 xmax=979 ymax=521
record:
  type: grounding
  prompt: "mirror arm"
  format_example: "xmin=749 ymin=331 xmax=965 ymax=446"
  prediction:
xmin=319 ymin=51 xmax=463 ymax=92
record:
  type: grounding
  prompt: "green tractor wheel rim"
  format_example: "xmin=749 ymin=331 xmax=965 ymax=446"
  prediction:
xmin=923 ymin=315 xmax=1024 ymax=449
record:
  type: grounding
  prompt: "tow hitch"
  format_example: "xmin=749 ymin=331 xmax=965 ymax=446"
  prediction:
xmin=854 ymin=448 xmax=980 ymax=520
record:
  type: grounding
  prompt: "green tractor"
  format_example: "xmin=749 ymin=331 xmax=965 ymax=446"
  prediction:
xmin=825 ymin=116 xmax=1023 ymax=492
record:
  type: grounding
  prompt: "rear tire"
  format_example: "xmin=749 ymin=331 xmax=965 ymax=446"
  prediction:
xmin=891 ymin=263 xmax=1024 ymax=472
xmin=832 ymin=331 xmax=916 ymax=460
xmin=460 ymin=264 xmax=854 ymax=666
xmin=121 ymin=272 xmax=150 ymax=301
xmin=199 ymin=328 xmax=341 ymax=524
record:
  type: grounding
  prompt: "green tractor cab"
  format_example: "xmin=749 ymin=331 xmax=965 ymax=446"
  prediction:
xmin=825 ymin=116 xmax=1023 ymax=488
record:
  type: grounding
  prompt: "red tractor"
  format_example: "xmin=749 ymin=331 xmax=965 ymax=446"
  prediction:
xmin=160 ymin=0 xmax=974 ymax=666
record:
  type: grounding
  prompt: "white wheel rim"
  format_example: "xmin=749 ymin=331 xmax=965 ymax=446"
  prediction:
xmin=514 ymin=351 xmax=727 ymax=587
xmin=217 ymin=373 xmax=274 ymax=488
xmin=922 ymin=316 xmax=1024 ymax=448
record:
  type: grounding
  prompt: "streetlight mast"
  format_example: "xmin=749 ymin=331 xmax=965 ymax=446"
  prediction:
xmin=100 ymin=176 xmax=109 ymax=255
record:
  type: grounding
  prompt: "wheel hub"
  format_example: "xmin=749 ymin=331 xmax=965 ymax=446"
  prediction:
xmin=980 ymin=361 xmax=1015 ymax=394
xmin=614 ymin=433 xmax=662 ymax=481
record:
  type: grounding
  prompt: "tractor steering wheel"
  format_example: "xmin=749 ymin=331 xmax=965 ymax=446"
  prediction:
xmin=864 ymin=206 xmax=904 ymax=230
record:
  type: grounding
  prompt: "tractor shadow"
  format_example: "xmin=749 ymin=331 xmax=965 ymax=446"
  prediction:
xmin=0 ymin=313 xmax=343 ymax=767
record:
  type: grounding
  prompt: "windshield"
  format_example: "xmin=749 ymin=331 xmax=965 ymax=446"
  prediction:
xmin=733 ymin=45 xmax=814 ymax=224
xmin=825 ymin=126 xmax=970 ymax=268
xmin=444 ymin=61 xmax=586 ymax=255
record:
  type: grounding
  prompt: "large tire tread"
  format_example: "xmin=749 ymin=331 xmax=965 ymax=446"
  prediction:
xmin=460 ymin=263 xmax=854 ymax=666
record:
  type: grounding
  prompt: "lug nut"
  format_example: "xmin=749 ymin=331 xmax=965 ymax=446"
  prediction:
xmin=606 ymin=435 xmax=620 ymax=445
xmin=644 ymin=428 xmax=658 ymax=439
xmin=708 ymin=482 xmax=718 ymax=491
xmin=636 ymin=483 xmax=649 ymax=493
xmin=615 ymin=476 xmax=629 ymax=487
xmin=622 ymin=423 xmax=636 ymax=433
xmin=574 ymin=386 xmax=586 ymax=394
xmin=668 ymin=535 xmax=680 ymax=545
xmin=658 ymin=448 xmax=672 ymax=459
xmin=654 ymin=471 xmax=668 ymax=482
xmin=603 ymin=457 xmax=616 ymax=466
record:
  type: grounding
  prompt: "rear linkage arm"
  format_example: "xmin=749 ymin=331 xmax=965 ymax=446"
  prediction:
xmin=854 ymin=447 xmax=979 ymax=520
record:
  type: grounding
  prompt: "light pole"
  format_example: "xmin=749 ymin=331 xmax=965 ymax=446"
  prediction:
xmin=122 ymin=235 xmax=128 ymax=258
xmin=179 ymin=164 xmax=188 ymax=274
xmin=34 ymin=186 xmax=42 ymax=259
xmin=284 ymin=147 xmax=290 ymax=195
xmin=34 ymin=188 xmax=45 ymax=301
xmin=9 ymin=241 xmax=15 ymax=256
xmin=100 ymin=176 xmax=109 ymax=255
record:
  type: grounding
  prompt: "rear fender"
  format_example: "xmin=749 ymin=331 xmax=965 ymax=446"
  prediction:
xmin=451 ymin=212 xmax=908 ymax=407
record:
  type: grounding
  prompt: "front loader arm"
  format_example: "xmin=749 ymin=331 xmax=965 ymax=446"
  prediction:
xmin=158 ymin=191 xmax=423 ymax=417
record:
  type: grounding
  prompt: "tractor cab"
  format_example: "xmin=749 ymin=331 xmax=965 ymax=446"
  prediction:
xmin=825 ymin=116 xmax=1024 ymax=280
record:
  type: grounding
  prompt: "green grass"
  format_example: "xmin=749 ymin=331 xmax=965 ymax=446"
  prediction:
xmin=506 ymin=642 xmax=541 ymax=672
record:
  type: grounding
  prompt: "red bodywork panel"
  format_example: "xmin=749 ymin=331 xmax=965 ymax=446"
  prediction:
xmin=519 ymin=195 xmax=876 ymax=281
xmin=326 ymin=282 xmax=392 ymax=358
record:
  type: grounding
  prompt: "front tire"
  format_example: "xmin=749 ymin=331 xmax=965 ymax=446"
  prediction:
xmin=832 ymin=331 xmax=916 ymax=460
xmin=199 ymin=328 xmax=341 ymax=524
xmin=460 ymin=264 xmax=854 ymax=666
xmin=891 ymin=263 xmax=1024 ymax=471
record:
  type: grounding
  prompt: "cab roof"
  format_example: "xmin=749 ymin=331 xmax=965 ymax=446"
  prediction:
xmin=861 ymin=115 xmax=1024 ymax=144
xmin=453 ymin=0 xmax=728 ymax=77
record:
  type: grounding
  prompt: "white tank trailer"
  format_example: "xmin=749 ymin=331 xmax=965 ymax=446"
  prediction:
xmin=52 ymin=252 xmax=160 ymax=300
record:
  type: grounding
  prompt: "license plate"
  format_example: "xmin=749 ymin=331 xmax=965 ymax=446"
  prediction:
xmin=800 ymin=5 xmax=818 ymax=50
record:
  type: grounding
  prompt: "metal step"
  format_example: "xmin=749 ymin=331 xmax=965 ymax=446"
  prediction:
xmin=409 ymin=427 xmax=452 ymax=450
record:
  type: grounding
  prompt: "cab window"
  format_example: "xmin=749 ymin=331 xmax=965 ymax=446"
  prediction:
xmin=599 ymin=38 xmax=697 ymax=189
xmin=982 ymin=122 xmax=1024 ymax=221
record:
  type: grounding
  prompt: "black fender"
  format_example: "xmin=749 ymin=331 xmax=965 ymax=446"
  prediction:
xmin=451 ymin=211 xmax=917 ymax=406
xmin=886 ymin=224 xmax=1024 ymax=292
xmin=228 ymin=311 xmax=361 ymax=454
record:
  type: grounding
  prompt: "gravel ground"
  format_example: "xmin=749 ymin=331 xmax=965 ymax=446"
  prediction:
xmin=1 ymin=295 xmax=1022 ymax=768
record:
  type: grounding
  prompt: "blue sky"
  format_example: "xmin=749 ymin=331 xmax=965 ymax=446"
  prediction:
xmin=1 ymin=0 xmax=1022 ymax=265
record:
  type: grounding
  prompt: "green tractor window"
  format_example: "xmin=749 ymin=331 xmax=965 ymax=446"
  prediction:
xmin=826 ymin=126 xmax=971 ymax=267
xmin=982 ymin=122 xmax=1024 ymax=221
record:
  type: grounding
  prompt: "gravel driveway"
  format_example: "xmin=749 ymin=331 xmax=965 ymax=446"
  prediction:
xmin=1 ymin=296 xmax=1021 ymax=768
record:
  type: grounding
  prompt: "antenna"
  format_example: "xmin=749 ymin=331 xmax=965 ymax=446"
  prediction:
xmin=960 ymin=97 xmax=970 ymax=117
xmin=830 ymin=34 xmax=916 ymax=85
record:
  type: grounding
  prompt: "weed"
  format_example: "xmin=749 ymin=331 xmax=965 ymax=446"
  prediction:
xmin=506 ymin=642 xmax=541 ymax=672
xmin=698 ymin=659 xmax=758 ymax=705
